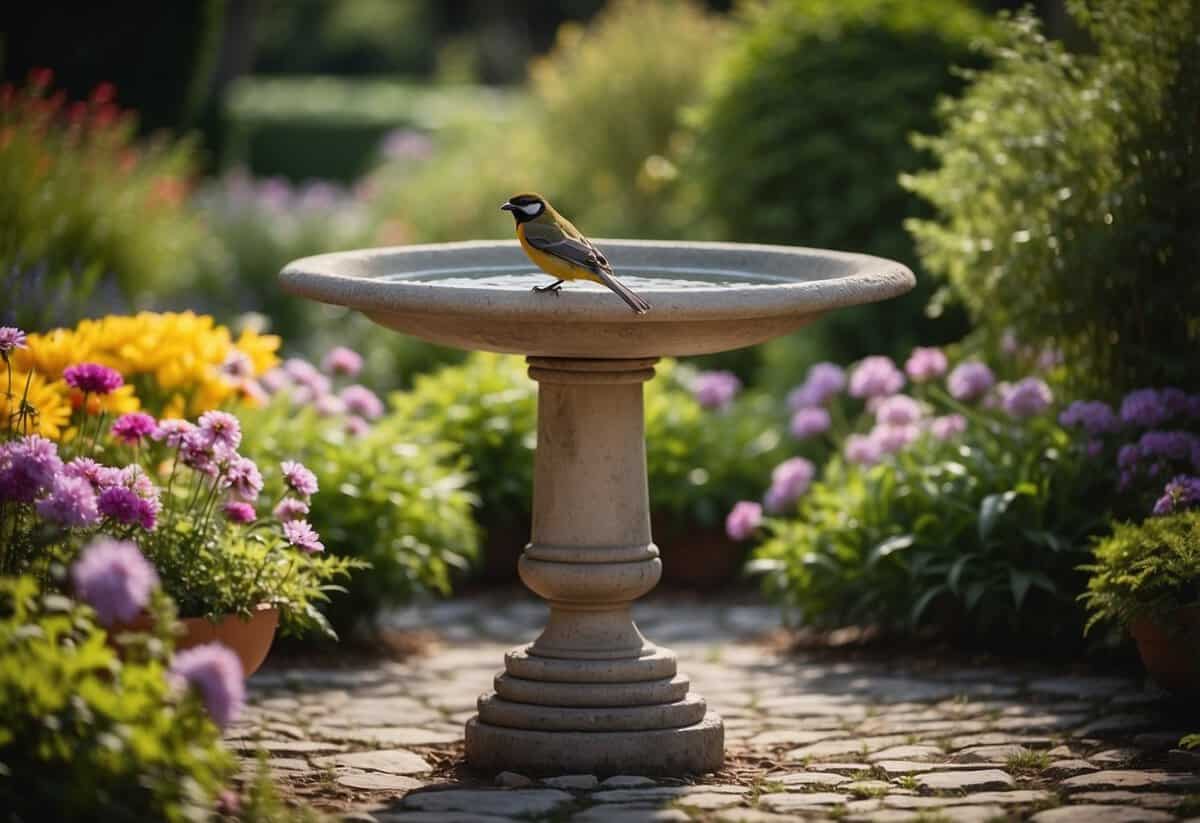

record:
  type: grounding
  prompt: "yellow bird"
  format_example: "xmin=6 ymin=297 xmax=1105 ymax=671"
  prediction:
xmin=501 ymin=193 xmax=651 ymax=315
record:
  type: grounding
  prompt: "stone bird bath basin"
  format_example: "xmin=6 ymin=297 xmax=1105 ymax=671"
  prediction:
xmin=281 ymin=239 xmax=914 ymax=775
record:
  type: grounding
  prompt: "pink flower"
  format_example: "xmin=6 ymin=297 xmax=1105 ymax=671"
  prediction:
xmin=344 ymin=415 xmax=370 ymax=438
xmin=152 ymin=419 xmax=195 ymax=448
xmin=170 ymin=643 xmax=244 ymax=729
xmin=283 ymin=519 xmax=324 ymax=553
xmin=65 ymin=457 xmax=121 ymax=490
xmin=111 ymin=412 xmax=157 ymax=445
xmin=0 ymin=435 xmax=63 ymax=502
xmin=314 ymin=393 xmax=346 ymax=417
xmin=764 ymin=457 xmax=815 ymax=512
xmin=0 ymin=326 xmax=27 ymax=355
xmin=848 ymin=356 xmax=904 ymax=399
xmin=222 ymin=456 xmax=263 ymax=503
xmin=904 ymin=347 xmax=948 ymax=383
xmin=691 ymin=371 xmax=742 ymax=411
xmin=197 ymin=410 xmax=242 ymax=454
xmin=790 ymin=407 xmax=831 ymax=440
xmin=220 ymin=350 xmax=254 ymax=380
xmin=280 ymin=460 xmax=318 ymax=498
xmin=71 ymin=537 xmax=159 ymax=626
xmin=875 ymin=395 xmax=922 ymax=427
xmin=929 ymin=414 xmax=967 ymax=441
xmin=98 ymin=486 xmax=142 ymax=525
xmin=1003 ymin=377 xmax=1053 ymax=418
xmin=871 ymin=423 xmax=919 ymax=454
xmin=321 ymin=346 xmax=364 ymax=377
xmin=273 ymin=498 xmax=310 ymax=522
xmin=946 ymin=361 xmax=995 ymax=402
xmin=223 ymin=501 xmax=256 ymax=524
xmin=36 ymin=475 xmax=99 ymax=527
xmin=180 ymin=430 xmax=218 ymax=476
xmin=788 ymin=363 xmax=846 ymax=409
xmin=845 ymin=434 xmax=882 ymax=467
xmin=63 ymin=363 xmax=123 ymax=395
xmin=340 ymin=385 xmax=384 ymax=420
xmin=725 ymin=501 xmax=763 ymax=541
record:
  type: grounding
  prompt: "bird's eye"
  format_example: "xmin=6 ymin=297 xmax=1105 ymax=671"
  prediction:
xmin=519 ymin=202 xmax=542 ymax=216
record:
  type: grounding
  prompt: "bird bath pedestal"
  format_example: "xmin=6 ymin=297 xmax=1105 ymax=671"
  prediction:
xmin=281 ymin=239 xmax=914 ymax=775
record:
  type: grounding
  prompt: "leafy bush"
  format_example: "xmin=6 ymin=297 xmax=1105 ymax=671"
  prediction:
xmin=0 ymin=73 xmax=204 ymax=330
xmin=0 ymin=576 xmax=234 ymax=821
xmin=903 ymin=0 xmax=1200 ymax=394
xmin=238 ymin=362 xmax=479 ymax=638
xmin=693 ymin=0 xmax=989 ymax=377
xmin=1081 ymin=512 xmax=1200 ymax=633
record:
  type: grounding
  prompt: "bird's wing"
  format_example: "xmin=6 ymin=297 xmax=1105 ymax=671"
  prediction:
xmin=522 ymin=221 xmax=613 ymax=274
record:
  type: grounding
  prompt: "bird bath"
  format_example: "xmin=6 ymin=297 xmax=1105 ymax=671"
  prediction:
xmin=281 ymin=239 xmax=914 ymax=774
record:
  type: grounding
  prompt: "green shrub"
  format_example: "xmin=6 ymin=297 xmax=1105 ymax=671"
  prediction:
xmin=0 ymin=576 xmax=233 ymax=821
xmin=693 ymin=0 xmax=989 ymax=378
xmin=0 ymin=74 xmax=204 ymax=329
xmin=238 ymin=398 xmax=479 ymax=638
xmin=903 ymin=0 xmax=1200 ymax=394
xmin=1080 ymin=511 xmax=1200 ymax=633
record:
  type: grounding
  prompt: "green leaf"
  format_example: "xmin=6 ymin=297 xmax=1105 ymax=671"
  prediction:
xmin=867 ymin=535 xmax=915 ymax=567
xmin=947 ymin=554 xmax=974 ymax=595
xmin=977 ymin=490 xmax=1017 ymax=543
xmin=910 ymin=584 xmax=948 ymax=626
xmin=1009 ymin=569 xmax=1033 ymax=610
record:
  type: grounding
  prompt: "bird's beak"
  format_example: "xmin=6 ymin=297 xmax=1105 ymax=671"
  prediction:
xmin=500 ymin=202 xmax=516 ymax=212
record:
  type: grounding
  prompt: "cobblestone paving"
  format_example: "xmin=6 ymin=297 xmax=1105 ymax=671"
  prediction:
xmin=233 ymin=592 xmax=1200 ymax=822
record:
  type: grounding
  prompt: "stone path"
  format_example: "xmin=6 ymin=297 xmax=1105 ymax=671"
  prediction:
xmin=233 ymin=591 xmax=1200 ymax=822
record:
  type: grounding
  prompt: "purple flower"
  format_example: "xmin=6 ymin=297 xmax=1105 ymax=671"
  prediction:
xmin=1117 ymin=444 xmax=1140 ymax=469
xmin=692 ymin=371 xmax=742 ymax=411
xmin=36 ymin=475 xmax=100 ymax=527
xmin=875 ymin=395 xmax=922 ymax=427
xmin=930 ymin=414 xmax=967 ymax=441
xmin=1120 ymin=388 xmax=1172 ymax=428
xmin=118 ymin=465 xmax=157 ymax=500
xmin=340 ymin=385 xmax=384 ymax=420
xmin=280 ymin=460 xmax=318 ymax=498
xmin=180 ymin=430 xmax=218 ymax=476
xmin=283 ymin=358 xmax=324 ymax=389
xmin=321 ymin=346 xmax=363 ymax=377
xmin=1152 ymin=474 xmax=1200 ymax=515
xmin=848 ymin=356 xmax=905 ymax=399
xmin=313 ymin=393 xmax=346 ymax=418
xmin=222 ymin=456 xmax=263 ymax=503
xmin=197 ymin=410 xmax=242 ymax=454
xmin=111 ymin=412 xmax=157 ymax=445
xmin=764 ymin=457 xmax=814 ymax=512
xmin=0 ymin=326 xmax=27 ymax=355
xmin=283 ymin=519 xmax=324 ymax=553
xmin=223 ymin=501 xmax=256 ymax=524
xmin=220 ymin=350 xmax=254 ymax=381
xmin=98 ymin=486 xmax=143 ymax=526
xmin=63 ymin=363 xmax=123 ymax=395
xmin=845 ymin=433 xmax=883 ymax=467
xmin=65 ymin=457 xmax=121 ymax=490
xmin=790 ymin=407 xmax=831 ymax=439
xmin=260 ymin=368 xmax=290 ymax=394
xmin=947 ymin=361 xmax=995 ymax=402
xmin=1036 ymin=348 xmax=1063 ymax=371
xmin=1059 ymin=401 xmax=1118 ymax=435
xmin=0 ymin=435 xmax=63 ymax=503
xmin=871 ymin=423 xmax=920 ymax=455
xmin=380 ymin=128 xmax=434 ymax=161
xmin=1003 ymin=377 xmax=1053 ymax=418
xmin=152 ymin=419 xmax=195 ymax=448
xmin=725 ymin=501 xmax=763 ymax=541
xmin=170 ymin=643 xmax=244 ymax=729
xmin=344 ymin=415 xmax=370 ymax=438
xmin=1000 ymin=329 xmax=1020 ymax=355
xmin=273 ymin=498 xmax=310 ymax=522
xmin=904 ymin=347 xmax=948 ymax=383
xmin=787 ymin=363 xmax=846 ymax=409
xmin=1138 ymin=430 xmax=1200 ymax=463
xmin=1086 ymin=439 xmax=1105 ymax=458
xmin=70 ymin=537 xmax=159 ymax=626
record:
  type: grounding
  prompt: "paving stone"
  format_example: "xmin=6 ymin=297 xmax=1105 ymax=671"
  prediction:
xmin=772 ymin=771 xmax=849 ymax=788
xmin=543 ymin=774 xmax=600 ymax=791
xmin=1061 ymin=769 xmax=1200 ymax=793
xmin=883 ymin=790 xmax=1050 ymax=809
xmin=495 ymin=771 xmax=533 ymax=788
xmin=875 ymin=761 xmax=995 ymax=777
xmin=402 ymin=789 xmax=574 ymax=816
xmin=1031 ymin=805 xmax=1175 ymax=822
xmin=675 ymin=791 xmax=746 ymax=810
xmin=1044 ymin=759 xmax=1100 ymax=778
xmin=1028 ymin=676 xmax=1138 ymax=699
xmin=758 ymin=792 xmax=847 ymax=812
xmin=748 ymin=729 xmax=848 ymax=747
xmin=1090 ymin=748 xmax=1140 ymax=765
xmin=946 ymin=733 xmax=1053 ymax=751
xmin=867 ymin=745 xmax=943 ymax=763
xmin=314 ymin=726 xmax=461 ymax=747
xmin=1073 ymin=791 xmax=1188 ymax=809
xmin=374 ymin=813 xmax=515 ymax=823
xmin=599 ymin=775 xmax=658 ymax=789
xmin=950 ymin=744 xmax=1030 ymax=763
xmin=990 ymin=713 xmax=1089 ymax=732
xmin=805 ymin=762 xmax=873 ymax=774
xmin=312 ymin=749 xmax=431 ymax=775
xmin=843 ymin=779 xmax=891 ymax=795
xmin=1075 ymin=714 xmax=1160 ymax=736
xmin=1133 ymin=731 xmax=1193 ymax=750
xmin=337 ymin=773 xmax=425 ymax=793
xmin=915 ymin=769 xmax=1014 ymax=792
xmin=265 ymin=757 xmax=310 ymax=772
xmin=849 ymin=809 xmax=1007 ymax=823
xmin=786 ymin=735 xmax=908 ymax=761
xmin=714 ymin=810 xmax=800 ymax=823
xmin=591 ymin=786 xmax=746 ymax=804
xmin=571 ymin=806 xmax=689 ymax=823
xmin=248 ymin=739 xmax=348 ymax=755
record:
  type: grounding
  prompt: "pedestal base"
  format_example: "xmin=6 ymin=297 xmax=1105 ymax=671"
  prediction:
xmin=464 ymin=715 xmax=724 ymax=776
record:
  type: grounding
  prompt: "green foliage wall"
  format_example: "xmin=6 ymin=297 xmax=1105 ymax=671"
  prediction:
xmin=904 ymin=0 xmax=1200 ymax=394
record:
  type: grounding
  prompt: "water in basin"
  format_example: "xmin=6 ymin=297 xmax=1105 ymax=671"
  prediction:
xmin=385 ymin=264 xmax=794 ymax=291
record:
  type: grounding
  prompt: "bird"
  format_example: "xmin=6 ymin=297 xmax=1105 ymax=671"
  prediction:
xmin=501 ymin=192 xmax=651 ymax=315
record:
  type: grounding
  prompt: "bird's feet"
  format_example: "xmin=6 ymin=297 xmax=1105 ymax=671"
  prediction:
xmin=531 ymin=280 xmax=564 ymax=295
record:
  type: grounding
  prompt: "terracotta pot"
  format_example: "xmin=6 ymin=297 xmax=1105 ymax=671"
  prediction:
xmin=1130 ymin=604 xmax=1200 ymax=694
xmin=652 ymin=512 xmax=749 ymax=589
xmin=115 ymin=604 xmax=279 ymax=678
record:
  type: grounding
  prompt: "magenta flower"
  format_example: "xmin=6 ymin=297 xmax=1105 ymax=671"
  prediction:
xmin=197 ymin=410 xmax=242 ymax=454
xmin=111 ymin=412 xmax=157 ymax=445
xmin=340 ymin=385 xmax=384 ymax=420
xmin=875 ymin=395 xmax=922 ymax=427
xmin=180 ymin=430 xmax=218 ymax=476
xmin=70 ymin=537 xmax=159 ymax=626
xmin=344 ymin=415 xmax=370 ymax=438
xmin=848 ymin=356 xmax=904 ymax=399
xmin=283 ymin=519 xmax=324 ymax=553
xmin=273 ymin=498 xmax=310 ymax=522
xmin=222 ymin=456 xmax=263 ymax=503
xmin=280 ymin=460 xmax=318 ymax=498
xmin=691 ymin=371 xmax=742 ymax=411
xmin=170 ymin=643 xmax=244 ymax=729
xmin=929 ymin=414 xmax=967 ymax=441
xmin=0 ymin=435 xmax=63 ymax=503
xmin=65 ymin=457 xmax=121 ymax=490
xmin=223 ymin=501 xmax=256 ymax=524
xmin=98 ymin=486 xmax=143 ymax=525
xmin=946 ymin=361 xmax=995 ymax=402
xmin=0 ymin=326 xmax=27 ymax=355
xmin=845 ymin=433 xmax=883 ymax=467
xmin=725 ymin=501 xmax=763 ymax=541
xmin=904 ymin=347 xmax=948 ymax=383
xmin=36 ymin=475 xmax=100 ymax=528
xmin=118 ymin=465 xmax=157 ymax=499
xmin=790 ymin=407 xmax=831 ymax=440
xmin=321 ymin=346 xmax=364 ymax=377
xmin=152 ymin=418 xmax=195 ymax=448
xmin=63 ymin=363 xmax=123 ymax=395
xmin=1153 ymin=475 xmax=1200 ymax=515
xmin=1059 ymin=401 xmax=1118 ymax=435
xmin=764 ymin=457 xmax=815 ymax=512
xmin=787 ymin=363 xmax=846 ymax=409
xmin=1003 ymin=377 xmax=1053 ymax=418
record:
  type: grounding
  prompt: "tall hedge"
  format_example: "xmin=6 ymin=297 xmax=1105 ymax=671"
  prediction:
xmin=904 ymin=0 xmax=1200 ymax=394
xmin=694 ymin=0 xmax=990 ymax=377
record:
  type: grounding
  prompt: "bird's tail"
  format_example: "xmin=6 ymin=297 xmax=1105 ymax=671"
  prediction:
xmin=595 ymin=269 xmax=651 ymax=315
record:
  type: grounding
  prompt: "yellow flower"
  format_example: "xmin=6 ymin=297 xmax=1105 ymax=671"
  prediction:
xmin=1 ymin=371 xmax=72 ymax=439
xmin=72 ymin=383 xmax=140 ymax=417
xmin=235 ymin=328 xmax=281 ymax=376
